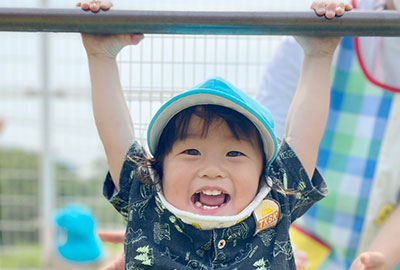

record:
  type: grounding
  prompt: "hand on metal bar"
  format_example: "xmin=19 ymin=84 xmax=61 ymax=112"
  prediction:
xmin=311 ymin=0 xmax=353 ymax=19
xmin=296 ymin=0 xmax=353 ymax=57
xmin=78 ymin=1 xmax=144 ymax=59
xmin=76 ymin=1 xmax=113 ymax=13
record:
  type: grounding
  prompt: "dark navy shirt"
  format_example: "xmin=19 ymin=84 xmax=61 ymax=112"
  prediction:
xmin=103 ymin=140 xmax=327 ymax=270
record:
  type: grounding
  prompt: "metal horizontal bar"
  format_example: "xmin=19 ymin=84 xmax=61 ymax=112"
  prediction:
xmin=0 ymin=8 xmax=399 ymax=36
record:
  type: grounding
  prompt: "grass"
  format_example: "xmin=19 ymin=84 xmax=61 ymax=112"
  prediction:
xmin=0 ymin=242 xmax=123 ymax=269
xmin=0 ymin=244 xmax=41 ymax=268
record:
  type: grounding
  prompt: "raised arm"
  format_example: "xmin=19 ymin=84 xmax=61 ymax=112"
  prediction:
xmin=78 ymin=1 xmax=144 ymax=189
xmin=285 ymin=0 xmax=352 ymax=179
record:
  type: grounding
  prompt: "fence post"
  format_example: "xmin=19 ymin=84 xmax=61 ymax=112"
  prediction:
xmin=39 ymin=0 xmax=54 ymax=268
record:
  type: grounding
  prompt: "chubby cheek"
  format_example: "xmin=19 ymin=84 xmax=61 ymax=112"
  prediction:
xmin=231 ymin=171 xmax=260 ymax=213
xmin=235 ymin=181 xmax=259 ymax=209
xmin=162 ymin=166 xmax=192 ymax=211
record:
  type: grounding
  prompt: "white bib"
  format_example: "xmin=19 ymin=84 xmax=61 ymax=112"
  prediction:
xmin=157 ymin=179 xmax=272 ymax=230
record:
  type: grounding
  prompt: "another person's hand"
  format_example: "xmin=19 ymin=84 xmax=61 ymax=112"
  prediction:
xmin=350 ymin=251 xmax=386 ymax=270
xmin=295 ymin=0 xmax=353 ymax=57
xmin=98 ymin=231 xmax=125 ymax=270
xmin=77 ymin=1 xmax=144 ymax=59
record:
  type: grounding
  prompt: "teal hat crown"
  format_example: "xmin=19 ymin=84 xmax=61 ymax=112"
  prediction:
xmin=147 ymin=77 xmax=278 ymax=166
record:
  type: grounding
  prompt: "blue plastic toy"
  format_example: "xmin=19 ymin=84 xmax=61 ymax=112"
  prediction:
xmin=54 ymin=204 xmax=103 ymax=264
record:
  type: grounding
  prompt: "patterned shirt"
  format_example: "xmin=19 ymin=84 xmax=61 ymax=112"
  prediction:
xmin=103 ymin=140 xmax=327 ymax=270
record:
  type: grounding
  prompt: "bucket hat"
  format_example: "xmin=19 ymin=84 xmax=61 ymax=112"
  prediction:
xmin=147 ymin=77 xmax=278 ymax=167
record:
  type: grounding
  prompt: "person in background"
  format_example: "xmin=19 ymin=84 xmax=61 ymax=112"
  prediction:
xmin=256 ymin=0 xmax=400 ymax=269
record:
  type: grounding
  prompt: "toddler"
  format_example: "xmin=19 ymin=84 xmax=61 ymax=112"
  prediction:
xmin=78 ymin=0 xmax=351 ymax=269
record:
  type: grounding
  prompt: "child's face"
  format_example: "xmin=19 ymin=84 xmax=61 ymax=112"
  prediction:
xmin=162 ymin=115 xmax=264 ymax=216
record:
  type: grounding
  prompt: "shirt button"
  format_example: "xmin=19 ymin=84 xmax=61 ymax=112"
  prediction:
xmin=217 ymin=239 xmax=226 ymax=249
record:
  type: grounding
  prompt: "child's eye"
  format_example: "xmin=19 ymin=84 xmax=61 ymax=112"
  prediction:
xmin=226 ymin=151 xmax=244 ymax=157
xmin=183 ymin=149 xmax=200 ymax=155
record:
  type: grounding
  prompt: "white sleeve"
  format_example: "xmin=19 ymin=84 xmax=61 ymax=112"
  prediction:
xmin=256 ymin=37 xmax=304 ymax=139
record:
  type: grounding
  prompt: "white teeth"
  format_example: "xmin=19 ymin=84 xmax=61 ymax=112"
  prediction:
xmin=195 ymin=201 xmax=220 ymax=210
xmin=202 ymin=205 xmax=218 ymax=210
xmin=194 ymin=190 xmax=226 ymax=210
xmin=202 ymin=190 xmax=222 ymax=196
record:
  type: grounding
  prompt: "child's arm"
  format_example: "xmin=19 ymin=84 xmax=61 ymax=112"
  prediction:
xmin=284 ymin=0 xmax=352 ymax=179
xmin=350 ymin=204 xmax=400 ymax=270
xmin=78 ymin=1 xmax=144 ymax=189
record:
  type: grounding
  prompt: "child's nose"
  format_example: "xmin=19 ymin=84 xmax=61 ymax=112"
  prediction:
xmin=199 ymin=157 xmax=226 ymax=179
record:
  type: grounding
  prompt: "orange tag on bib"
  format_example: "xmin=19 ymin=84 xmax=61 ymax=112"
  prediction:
xmin=253 ymin=199 xmax=280 ymax=234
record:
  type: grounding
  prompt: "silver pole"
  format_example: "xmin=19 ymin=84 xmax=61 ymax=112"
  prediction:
xmin=0 ymin=9 xmax=399 ymax=36
xmin=39 ymin=0 xmax=53 ymax=268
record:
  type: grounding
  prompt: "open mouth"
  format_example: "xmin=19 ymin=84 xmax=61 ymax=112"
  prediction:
xmin=191 ymin=190 xmax=231 ymax=210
